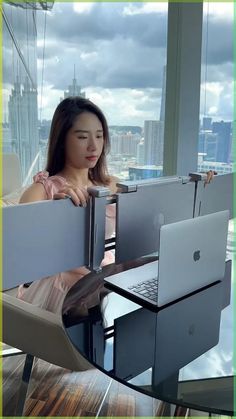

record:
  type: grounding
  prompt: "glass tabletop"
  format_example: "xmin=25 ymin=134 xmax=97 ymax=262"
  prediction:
xmin=62 ymin=257 xmax=233 ymax=416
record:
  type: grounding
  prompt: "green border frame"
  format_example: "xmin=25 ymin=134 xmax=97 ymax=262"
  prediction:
xmin=234 ymin=0 xmax=236 ymax=417
xmin=0 ymin=0 xmax=3 ymax=418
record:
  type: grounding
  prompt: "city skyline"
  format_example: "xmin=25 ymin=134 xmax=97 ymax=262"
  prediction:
xmin=36 ymin=2 xmax=233 ymax=125
xmin=3 ymin=1 xmax=233 ymax=185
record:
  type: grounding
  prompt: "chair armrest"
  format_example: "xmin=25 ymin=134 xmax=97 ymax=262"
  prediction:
xmin=2 ymin=293 xmax=93 ymax=371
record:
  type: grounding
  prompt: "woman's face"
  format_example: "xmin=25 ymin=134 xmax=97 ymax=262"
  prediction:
xmin=64 ymin=111 xmax=104 ymax=170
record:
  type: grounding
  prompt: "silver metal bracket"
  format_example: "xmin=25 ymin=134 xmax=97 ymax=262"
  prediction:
xmin=88 ymin=187 xmax=109 ymax=271
xmin=87 ymin=186 xmax=110 ymax=198
xmin=117 ymin=175 xmax=183 ymax=193
xmin=181 ymin=176 xmax=191 ymax=184
xmin=189 ymin=172 xmax=208 ymax=182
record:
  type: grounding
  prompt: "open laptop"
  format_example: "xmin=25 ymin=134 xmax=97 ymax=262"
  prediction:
xmin=104 ymin=210 xmax=229 ymax=310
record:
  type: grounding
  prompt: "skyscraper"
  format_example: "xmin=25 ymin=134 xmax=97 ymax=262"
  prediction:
xmin=137 ymin=140 xmax=145 ymax=165
xmin=202 ymin=117 xmax=212 ymax=131
xmin=8 ymin=75 xmax=39 ymax=180
xmin=144 ymin=120 xmax=164 ymax=166
xmin=62 ymin=67 xmax=86 ymax=99
xmin=3 ymin=1 xmax=52 ymax=183
xmin=212 ymin=121 xmax=231 ymax=163
xmin=110 ymin=133 xmax=140 ymax=156
xmin=160 ymin=65 xmax=166 ymax=122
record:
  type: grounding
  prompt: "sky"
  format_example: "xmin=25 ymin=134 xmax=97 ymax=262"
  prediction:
xmin=37 ymin=2 xmax=233 ymax=126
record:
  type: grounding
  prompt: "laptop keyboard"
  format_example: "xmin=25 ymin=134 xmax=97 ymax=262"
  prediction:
xmin=128 ymin=278 xmax=159 ymax=302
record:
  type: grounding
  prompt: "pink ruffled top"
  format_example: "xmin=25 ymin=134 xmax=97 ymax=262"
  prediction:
xmin=17 ymin=171 xmax=116 ymax=314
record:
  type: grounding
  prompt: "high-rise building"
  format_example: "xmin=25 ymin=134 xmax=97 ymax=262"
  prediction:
xmin=144 ymin=120 xmax=164 ymax=166
xmin=137 ymin=140 xmax=145 ymax=165
xmin=110 ymin=133 xmax=140 ymax=156
xmin=198 ymin=131 xmax=218 ymax=161
xmin=212 ymin=121 xmax=231 ymax=163
xmin=8 ymin=76 xmax=39 ymax=180
xmin=160 ymin=65 xmax=166 ymax=122
xmin=129 ymin=165 xmax=163 ymax=180
xmin=202 ymin=117 xmax=212 ymax=131
xmin=62 ymin=68 xmax=86 ymax=100
xmin=3 ymin=2 xmax=45 ymax=181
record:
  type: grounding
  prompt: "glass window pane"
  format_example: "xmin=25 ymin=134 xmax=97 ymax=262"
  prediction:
xmin=199 ymin=2 xmax=233 ymax=174
xmin=3 ymin=2 xmax=39 ymax=185
xmin=37 ymin=2 xmax=168 ymax=181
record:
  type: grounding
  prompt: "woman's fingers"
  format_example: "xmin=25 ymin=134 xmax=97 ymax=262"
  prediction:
xmin=53 ymin=187 xmax=89 ymax=207
xmin=74 ymin=187 xmax=88 ymax=207
xmin=204 ymin=170 xmax=217 ymax=186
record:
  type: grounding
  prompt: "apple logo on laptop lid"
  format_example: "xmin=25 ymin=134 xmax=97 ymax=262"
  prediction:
xmin=193 ymin=250 xmax=201 ymax=262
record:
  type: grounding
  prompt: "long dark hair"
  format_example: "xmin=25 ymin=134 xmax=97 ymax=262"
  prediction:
xmin=45 ymin=97 xmax=110 ymax=185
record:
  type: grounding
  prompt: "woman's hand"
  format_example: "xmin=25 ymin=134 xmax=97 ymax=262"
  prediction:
xmin=53 ymin=185 xmax=89 ymax=207
xmin=204 ymin=170 xmax=217 ymax=187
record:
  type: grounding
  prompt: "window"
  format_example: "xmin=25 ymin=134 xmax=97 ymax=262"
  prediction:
xmin=37 ymin=2 xmax=168 ymax=180
xmin=3 ymin=2 xmax=39 ymax=183
xmin=198 ymin=2 xmax=233 ymax=174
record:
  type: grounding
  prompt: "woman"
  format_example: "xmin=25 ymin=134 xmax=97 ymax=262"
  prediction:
xmin=17 ymin=97 xmax=118 ymax=314
xmin=17 ymin=96 xmax=215 ymax=314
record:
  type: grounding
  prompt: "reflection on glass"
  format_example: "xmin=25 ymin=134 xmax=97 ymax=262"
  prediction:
xmin=36 ymin=3 xmax=168 ymax=182
xmin=3 ymin=3 xmax=39 ymax=183
xmin=198 ymin=2 xmax=233 ymax=174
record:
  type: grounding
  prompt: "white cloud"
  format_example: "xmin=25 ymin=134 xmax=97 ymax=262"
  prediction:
xmin=208 ymin=106 xmax=218 ymax=116
xmin=200 ymin=81 xmax=233 ymax=121
xmin=35 ymin=2 xmax=233 ymax=125
xmin=86 ymin=87 xmax=159 ymax=126
xmin=38 ymin=85 xmax=62 ymax=121
xmin=207 ymin=2 xmax=233 ymax=21
xmin=73 ymin=2 xmax=94 ymax=14
xmin=123 ymin=3 xmax=168 ymax=16
xmin=80 ymin=51 xmax=98 ymax=61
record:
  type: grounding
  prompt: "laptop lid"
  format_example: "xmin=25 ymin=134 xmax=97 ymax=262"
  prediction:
xmin=157 ymin=210 xmax=229 ymax=306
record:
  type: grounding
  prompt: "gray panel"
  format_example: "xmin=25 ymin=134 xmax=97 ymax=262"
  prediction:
xmin=152 ymin=281 xmax=222 ymax=385
xmin=116 ymin=180 xmax=195 ymax=263
xmin=114 ymin=308 xmax=156 ymax=380
xmin=3 ymin=199 xmax=90 ymax=290
xmin=221 ymin=260 xmax=231 ymax=310
xmin=195 ymin=173 xmax=233 ymax=218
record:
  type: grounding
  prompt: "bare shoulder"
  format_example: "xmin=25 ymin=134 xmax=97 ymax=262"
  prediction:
xmin=108 ymin=175 xmax=120 ymax=194
xmin=19 ymin=183 xmax=47 ymax=204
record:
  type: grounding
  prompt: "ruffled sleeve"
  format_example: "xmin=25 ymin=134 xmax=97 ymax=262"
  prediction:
xmin=33 ymin=171 xmax=67 ymax=200
xmin=105 ymin=203 xmax=116 ymax=239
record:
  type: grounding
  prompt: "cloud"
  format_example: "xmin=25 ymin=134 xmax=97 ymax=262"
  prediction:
xmin=73 ymin=2 xmax=95 ymax=14
xmin=38 ymin=2 xmax=167 ymax=48
xmin=200 ymin=79 xmax=233 ymax=121
xmin=202 ymin=11 xmax=233 ymax=66
xmin=207 ymin=2 xmax=233 ymax=21
xmin=37 ymin=30 xmax=167 ymax=90
xmin=123 ymin=3 xmax=168 ymax=16
xmin=34 ymin=2 xmax=233 ymax=123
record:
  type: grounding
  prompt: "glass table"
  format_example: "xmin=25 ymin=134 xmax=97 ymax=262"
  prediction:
xmin=62 ymin=257 xmax=233 ymax=416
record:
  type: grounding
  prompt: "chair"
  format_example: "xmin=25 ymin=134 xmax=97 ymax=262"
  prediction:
xmin=2 ymin=187 xmax=109 ymax=416
xmin=2 ymin=153 xmax=22 ymax=196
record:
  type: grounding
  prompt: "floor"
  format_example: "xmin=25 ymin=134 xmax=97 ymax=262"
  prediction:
xmin=2 ymin=349 xmax=214 ymax=417
xmin=3 ymin=352 xmax=162 ymax=417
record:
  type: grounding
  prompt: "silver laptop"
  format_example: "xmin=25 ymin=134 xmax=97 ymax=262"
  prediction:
xmin=104 ymin=210 xmax=229 ymax=310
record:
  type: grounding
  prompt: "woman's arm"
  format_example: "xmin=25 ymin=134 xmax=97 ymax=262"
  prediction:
xmin=19 ymin=183 xmax=47 ymax=204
